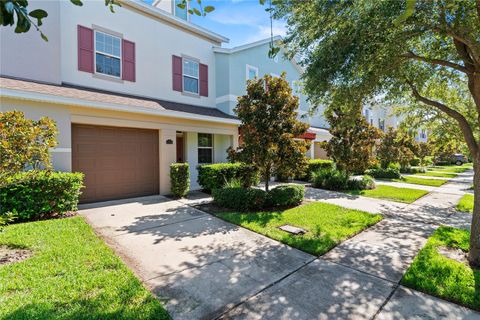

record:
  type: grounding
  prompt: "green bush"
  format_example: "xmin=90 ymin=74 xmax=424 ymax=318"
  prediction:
xmin=348 ymin=175 xmax=376 ymax=190
xmin=311 ymin=167 xmax=350 ymax=190
xmin=212 ymin=187 xmax=267 ymax=211
xmin=365 ymin=167 xmax=401 ymax=179
xmin=297 ymin=159 xmax=334 ymax=181
xmin=410 ymin=158 xmax=421 ymax=166
xmin=267 ymin=184 xmax=305 ymax=207
xmin=197 ymin=163 xmax=259 ymax=191
xmin=400 ymin=166 xmax=426 ymax=174
xmin=170 ymin=163 xmax=190 ymax=198
xmin=0 ymin=171 xmax=84 ymax=220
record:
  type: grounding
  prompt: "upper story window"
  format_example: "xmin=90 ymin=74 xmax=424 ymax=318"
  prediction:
xmin=246 ymin=65 xmax=258 ymax=81
xmin=95 ymin=31 xmax=121 ymax=78
xmin=421 ymin=129 xmax=426 ymax=139
xmin=183 ymin=58 xmax=199 ymax=94
xmin=198 ymin=133 xmax=213 ymax=164
xmin=174 ymin=0 xmax=188 ymax=20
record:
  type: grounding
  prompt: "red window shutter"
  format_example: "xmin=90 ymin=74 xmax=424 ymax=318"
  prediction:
xmin=172 ymin=55 xmax=182 ymax=92
xmin=77 ymin=25 xmax=94 ymax=73
xmin=122 ymin=39 xmax=136 ymax=82
xmin=199 ymin=63 xmax=208 ymax=97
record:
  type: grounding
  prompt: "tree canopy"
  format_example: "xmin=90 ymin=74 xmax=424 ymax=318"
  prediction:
xmin=228 ymin=73 xmax=310 ymax=191
xmin=273 ymin=0 xmax=480 ymax=265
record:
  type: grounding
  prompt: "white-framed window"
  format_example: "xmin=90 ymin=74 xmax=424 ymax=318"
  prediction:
xmin=378 ymin=118 xmax=385 ymax=131
xmin=183 ymin=58 xmax=199 ymax=94
xmin=95 ymin=30 xmax=121 ymax=78
xmin=198 ymin=133 xmax=213 ymax=164
xmin=246 ymin=64 xmax=258 ymax=81
xmin=421 ymin=129 xmax=426 ymax=139
xmin=174 ymin=0 xmax=189 ymax=20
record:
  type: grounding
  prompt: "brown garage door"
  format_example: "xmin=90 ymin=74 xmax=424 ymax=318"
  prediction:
xmin=72 ymin=124 xmax=159 ymax=203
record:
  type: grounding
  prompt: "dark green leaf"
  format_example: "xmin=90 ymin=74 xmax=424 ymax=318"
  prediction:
xmin=193 ymin=7 xmax=201 ymax=16
xmin=204 ymin=5 xmax=214 ymax=13
xmin=70 ymin=0 xmax=83 ymax=6
xmin=40 ymin=32 xmax=48 ymax=42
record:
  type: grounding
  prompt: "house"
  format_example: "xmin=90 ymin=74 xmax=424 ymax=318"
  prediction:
xmin=0 ymin=0 xmax=331 ymax=204
xmin=213 ymin=36 xmax=331 ymax=159
xmin=363 ymin=104 xmax=428 ymax=142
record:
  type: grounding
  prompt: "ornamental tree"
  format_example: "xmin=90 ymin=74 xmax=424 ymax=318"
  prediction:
xmin=323 ymin=105 xmax=381 ymax=175
xmin=0 ymin=111 xmax=58 ymax=178
xmin=416 ymin=142 xmax=433 ymax=166
xmin=377 ymin=128 xmax=401 ymax=169
xmin=273 ymin=0 xmax=480 ymax=266
xmin=228 ymin=73 xmax=310 ymax=191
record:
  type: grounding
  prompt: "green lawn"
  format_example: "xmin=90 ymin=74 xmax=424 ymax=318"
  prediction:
xmin=387 ymin=176 xmax=448 ymax=187
xmin=345 ymin=185 xmax=428 ymax=203
xmin=214 ymin=202 xmax=382 ymax=256
xmin=428 ymin=165 xmax=471 ymax=173
xmin=402 ymin=226 xmax=480 ymax=311
xmin=0 ymin=217 xmax=169 ymax=320
xmin=414 ymin=171 xmax=458 ymax=178
xmin=456 ymin=194 xmax=474 ymax=213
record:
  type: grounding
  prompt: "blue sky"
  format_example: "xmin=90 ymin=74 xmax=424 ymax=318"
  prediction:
xmin=143 ymin=0 xmax=286 ymax=47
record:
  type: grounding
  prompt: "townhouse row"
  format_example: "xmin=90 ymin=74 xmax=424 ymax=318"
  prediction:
xmin=0 ymin=0 xmax=330 ymax=203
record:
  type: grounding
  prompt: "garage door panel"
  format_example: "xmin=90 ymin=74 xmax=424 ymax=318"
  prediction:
xmin=72 ymin=124 xmax=159 ymax=203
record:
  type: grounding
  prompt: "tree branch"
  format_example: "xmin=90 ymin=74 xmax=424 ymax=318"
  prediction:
xmin=431 ymin=27 xmax=480 ymax=66
xmin=402 ymin=51 xmax=470 ymax=74
xmin=407 ymin=81 xmax=479 ymax=156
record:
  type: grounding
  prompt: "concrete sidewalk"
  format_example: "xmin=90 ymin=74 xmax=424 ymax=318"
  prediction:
xmin=80 ymin=169 xmax=478 ymax=319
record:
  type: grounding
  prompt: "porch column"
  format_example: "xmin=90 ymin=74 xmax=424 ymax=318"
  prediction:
xmin=159 ymin=128 xmax=177 ymax=195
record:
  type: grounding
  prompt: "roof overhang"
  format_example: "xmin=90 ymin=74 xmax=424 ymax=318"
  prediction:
xmin=1 ymin=87 xmax=241 ymax=125
xmin=120 ymin=0 xmax=229 ymax=44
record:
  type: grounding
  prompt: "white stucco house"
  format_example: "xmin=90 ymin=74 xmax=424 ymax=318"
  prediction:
xmin=0 ymin=0 xmax=330 ymax=203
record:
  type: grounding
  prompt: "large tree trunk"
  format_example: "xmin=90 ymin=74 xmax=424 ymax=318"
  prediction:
xmin=469 ymin=155 xmax=480 ymax=267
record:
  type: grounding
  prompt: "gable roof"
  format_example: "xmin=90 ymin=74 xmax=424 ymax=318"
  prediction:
xmin=0 ymin=76 xmax=238 ymax=124
xmin=213 ymin=36 xmax=304 ymax=74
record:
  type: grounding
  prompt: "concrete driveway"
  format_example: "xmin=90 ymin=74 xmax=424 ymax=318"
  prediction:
xmin=79 ymin=195 xmax=314 ymax=319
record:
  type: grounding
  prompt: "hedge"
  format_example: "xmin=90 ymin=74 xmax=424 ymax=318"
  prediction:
xmin=212 ymin=187 xmax=267 ymax=211
xmin=0 ymin=171 xmax=84 ymax=220
xmin=297 ymin=159 xmax=334 ymax=181
xmin=365 ymin=167 xmax=401 ymax=179
xmin=170 ymin=163 xmax=190 ymax=198
xmin=267 ymin=184 xmax=305 ymax=207
xmin=197 ymin=163 xmax=259 ymax=191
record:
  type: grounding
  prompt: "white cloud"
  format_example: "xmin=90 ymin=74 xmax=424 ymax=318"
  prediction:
xmin=243 ymin=22 xmax=286 ymax=44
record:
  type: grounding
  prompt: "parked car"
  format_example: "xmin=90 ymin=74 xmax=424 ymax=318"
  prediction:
xmin=434 ymin=154 xmax=468 ymax=166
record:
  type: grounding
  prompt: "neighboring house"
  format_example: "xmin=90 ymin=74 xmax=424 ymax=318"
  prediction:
xmin=213 ymin=36 xmax=331 ymax=159
xmin=363 ymin=104 xmax=428 ymax=142
xmin=0 ymin=0 xmax=238 ymax=203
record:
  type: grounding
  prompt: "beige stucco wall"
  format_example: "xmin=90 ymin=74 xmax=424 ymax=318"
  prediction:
xmin=0 ymin=1 xmax=61 ymax=84
xmin=1 ymin=97 xmax=237 ymax=195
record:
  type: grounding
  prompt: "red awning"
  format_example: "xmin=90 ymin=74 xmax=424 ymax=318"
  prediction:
xmin=297 ymin=132 xmax=316 ymax=140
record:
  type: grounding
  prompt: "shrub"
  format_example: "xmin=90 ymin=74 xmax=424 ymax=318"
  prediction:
xmin=0 ymin=171 xmax=84 ymax=220
xmin=297 ymin=159 xmax=334 ymax=181
xmin=267 ymin=184 xmax=305 ymax=207
xmin=409 ymin=158 xmax=421 ymax=167
xmin=365 ymin=167 xmax=401 ymax=179
xmin=197 ymin=163 xmax=259 ymax=191
xmin=348 ymin=175 xmax=376 ymax=190
xmin=400 ymin=166 xmax=426 ymax=174
xmin=170 ymin=163 xmax=190 ymax=198
xmin=311 ymin=167 xmax=350 ymax=190
xmin=212 ymin=187 xmax=267 ymax=211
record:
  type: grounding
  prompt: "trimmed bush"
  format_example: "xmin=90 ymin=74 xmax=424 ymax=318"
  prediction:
xmin=298 ymin=159 xmax=334 ymax=181
xmin=267 ymin=184 xmax=305 ymax=207
xmin=365 ymin=167 xmax=401 ymax=179
xmin=197 ymin=163 xmax=259 ymax=191
xmin=409 ymin=158 xmax=421 ymax=166
xmin=348 ymin=175 xmax=376 ymax=190
xmin=0 ymin=171 xmax=84 ymax=220
xmin=170 ymin=163 xmax=190 ymax=198
xmin=212 ymin=187 xmax=267 ymax=211
xmin=311 ymin=168 xmax=350 ymax=190
xmin=400 ymin=166 xmax=426 ymax=174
